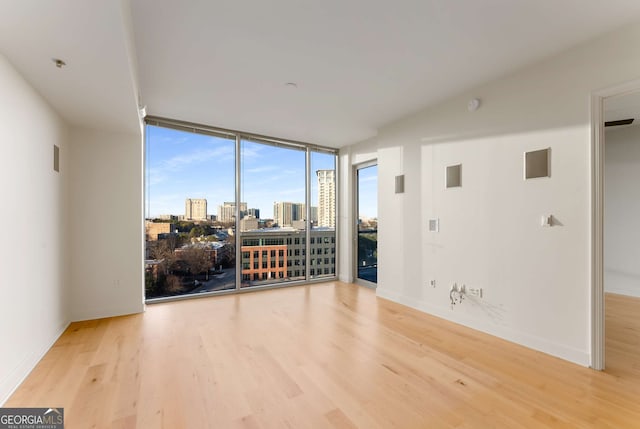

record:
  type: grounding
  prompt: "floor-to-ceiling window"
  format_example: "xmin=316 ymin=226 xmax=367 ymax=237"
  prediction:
xmin=144 ymin=118 xmax=338 ymax=300
xmin=310 ymin=151 xmax=336 ymax=280
xmin=239 ymin=139 xmax=306 ymax=288
xmin=144 ymin=124 xmax=237 ymax=299
xmin=356 ymin=163 xmax=377 ymax=284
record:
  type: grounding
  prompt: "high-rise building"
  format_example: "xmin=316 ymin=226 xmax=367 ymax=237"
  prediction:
xmin=240 ymin=216 xmax=259 ymax=232
xmin=273 ymin=202 xmax=305 ymax=227
xmin=310 ymin=206 xmax=318 ymax=224
xmin=317 ymin=170 xmax=335 ymax=227
xmin=185 ymin=198 xmax=207 ymax=221
xmin=247 ymin=208 xmax=260 ymax=219
xmin=218 ymin=202 xmax=248 ymax=223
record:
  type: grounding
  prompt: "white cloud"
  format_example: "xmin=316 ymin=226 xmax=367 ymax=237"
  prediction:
xmin=244 ymin=165 xmax=279 ymax=174
xmin=147 ymin=145 xmax=235 ymax=186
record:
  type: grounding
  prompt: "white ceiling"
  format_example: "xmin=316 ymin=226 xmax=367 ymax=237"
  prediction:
xmin=1 ymin=1 xmax=640 ymax=146
xmin=0 ymin=1 xmax=141 ymax=134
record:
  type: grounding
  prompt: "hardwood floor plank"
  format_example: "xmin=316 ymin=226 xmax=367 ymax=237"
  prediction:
xmin=5 ymin=283 xmax=640 ymax=428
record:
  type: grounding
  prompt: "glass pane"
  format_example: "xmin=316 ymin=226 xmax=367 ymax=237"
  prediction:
xmin=311 ymin=152 xmax=336 ymax=279
xmin=357 ymin=165 xmax=377 ymax=283
xmin=144 ymin=125 xmax=236 ymax=299
xmin=240 ymin=140 xmax=306 ymax=288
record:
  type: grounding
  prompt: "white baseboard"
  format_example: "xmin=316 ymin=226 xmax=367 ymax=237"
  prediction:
xmin=0 ymin=320 xmax=70 ymax=406
xmin=71 ymin=303 xmax=144 ymax=322
xmin=604 ymin=270 xmax=640 ymax=298
xmin=376 ymin=287 xmax=590 ymax=367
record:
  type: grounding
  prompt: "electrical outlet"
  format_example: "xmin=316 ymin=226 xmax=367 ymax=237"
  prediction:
xmin=430 ymin=280 xmax=436 ymax=288
xmin=468 ymin=287 xmax=483 ymax=298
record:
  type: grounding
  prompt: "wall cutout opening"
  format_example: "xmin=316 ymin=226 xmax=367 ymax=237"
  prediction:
xmin=446 ymin=164 xmax=462 ymax=188
xmin=53 ymin=145 xmax=59 ymax=172
xmin=524 ymin=148 xmax=550 ymax=179
xmin=395 ymin=175 xmax=404 ymax=193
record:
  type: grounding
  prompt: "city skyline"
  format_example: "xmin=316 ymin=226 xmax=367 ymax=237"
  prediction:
xmin=145 ymin=125 xmax=378 ymax=220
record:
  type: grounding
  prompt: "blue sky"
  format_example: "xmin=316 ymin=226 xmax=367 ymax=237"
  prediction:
xmin=357 ymin=165 xmax=378 ymax=220
xmin=145 ymin=125 xmax=377 ymax=219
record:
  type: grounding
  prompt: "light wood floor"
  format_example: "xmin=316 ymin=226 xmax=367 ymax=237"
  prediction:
xmin=6 ymin=283 xmax=640 ymax=428
xmin=605 ymin=292 xmax=640 ymax=381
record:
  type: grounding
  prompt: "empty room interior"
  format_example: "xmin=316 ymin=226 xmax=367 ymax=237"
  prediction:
xmin=2 ymin=1 xmax=640 ymax=427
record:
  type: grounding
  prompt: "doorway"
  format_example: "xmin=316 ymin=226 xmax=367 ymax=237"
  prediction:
xmin=355 ymin=162 xmax=378 ymax=286
xmin=592 ymin=80 xmax=640 ymax=370
xmin=602 ymin=91 xmax=640 ymax=377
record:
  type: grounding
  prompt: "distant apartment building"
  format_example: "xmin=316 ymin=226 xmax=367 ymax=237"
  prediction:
xmin=157 ymin=214 xmax=178 ymax=221
xmin=291 ymin=219 xmax=307 ymax=230
xmin=317 ymin=169 xmax=335 ymax=227
xmin=145 ymin=221 xmax=175 ymax=241
xmin=240 ymin=227 xmax=335 ymax=285
xmin=247 ymin=208 xmax=260 ymax=219
xmin=310 ymin=206 xmax=318 ymax=224
xmin=185 ymin=198 xmax=207 ymax=221
xmin=218 ymin=201 xmax=248 ymax=223
xmin=239 ymin=216 xmax=259 ymax=232
xmin=273 ymin=201 xmax=305 ymax=227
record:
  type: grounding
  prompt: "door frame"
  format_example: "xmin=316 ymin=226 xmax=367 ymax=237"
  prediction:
xmin=591 ymin=79 xmax=640 ymax=370
xmin=353 ymin=160 xmax=378 ymax=288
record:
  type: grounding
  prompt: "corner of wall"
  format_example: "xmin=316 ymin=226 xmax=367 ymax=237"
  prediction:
xmin=67 ymin=126 xmax=145 ymax=322
xmin=0 ymin=53 xmax=72 ymax=404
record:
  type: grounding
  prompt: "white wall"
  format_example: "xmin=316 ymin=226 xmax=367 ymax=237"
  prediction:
xmin=67 ymin=127 xmax=144 ymax=321
xmin=605 ymin=125 xmax=640 ymax=298
xmin=340 ymin=21 xmax=640 ymax=366
xmin=0 ymin=54 xmax=70 ymax=404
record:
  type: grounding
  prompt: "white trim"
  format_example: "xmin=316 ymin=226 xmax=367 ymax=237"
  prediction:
xmin=590 ymin=79 xmax=640 ymax=371
xmin=377 ymin=288 xmax=590 ymax=367
xmin=590 ymin=91 xmax=605 ymax=370
xmin=0 ymin=321 xmax=70 ymax=406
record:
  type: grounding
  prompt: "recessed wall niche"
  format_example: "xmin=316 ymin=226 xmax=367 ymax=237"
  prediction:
xmin=524 ymin=148 xmax=550 ymax=179
xmin=395 ymin=175 xmax=405 ymax=193
xmin=53 ymin=145 xmax=60 ymax=172
xmin=446 ymin=164 xmax=462 ymax=188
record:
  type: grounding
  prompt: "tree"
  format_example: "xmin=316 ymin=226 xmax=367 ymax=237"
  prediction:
xmin=217 ymin=242 xmax=235 ymax=268
xmin=180 ymin=246 xmax=213 ymax=280
xmin=165 ymin=275 xmax=183 ymax=294
xmin=150 ymin=235 xmax=179 ymax=275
